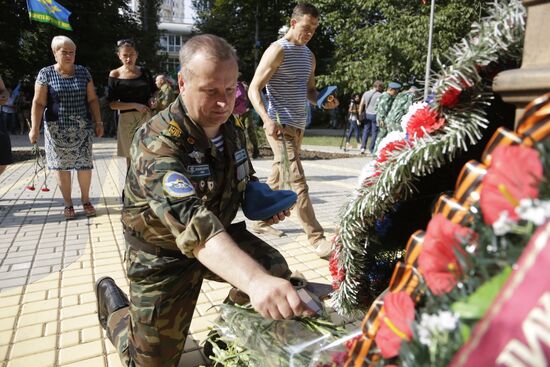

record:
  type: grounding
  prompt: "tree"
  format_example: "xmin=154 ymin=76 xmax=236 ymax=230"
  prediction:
xmin=0 ymin=0 xmax=162 ymax=89
xmin=313 ymin=0 xmax=487 ymax=96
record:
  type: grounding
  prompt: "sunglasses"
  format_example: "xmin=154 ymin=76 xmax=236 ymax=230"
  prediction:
xmin=117 ymin=39 xmax=135 ymax=47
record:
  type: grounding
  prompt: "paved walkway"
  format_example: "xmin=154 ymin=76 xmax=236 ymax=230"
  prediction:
xmin=0 ymin=136 xmax=368 ymax=367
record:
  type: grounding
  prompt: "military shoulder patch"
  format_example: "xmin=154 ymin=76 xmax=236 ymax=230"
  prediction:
xmin=162 ymin=171 xmax=195 ymax=198
xmin=167 ymin=120 xmax=182 ymax=138
xmin=234 ymin=115 xmax=245 ymax=130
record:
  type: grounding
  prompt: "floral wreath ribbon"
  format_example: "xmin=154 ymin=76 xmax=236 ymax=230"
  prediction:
xmin=345 ymin=91 xmax=550 ymax=366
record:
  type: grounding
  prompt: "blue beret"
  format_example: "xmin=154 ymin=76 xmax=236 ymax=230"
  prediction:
xmin=242 ymin=181 xmax=297 ymax=220
xmin=388 ymin=82 xmax=402 ymax=89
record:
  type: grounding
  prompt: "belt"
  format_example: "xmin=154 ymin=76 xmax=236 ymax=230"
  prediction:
xmin=124 ymin=231 xmax=186 ymax=259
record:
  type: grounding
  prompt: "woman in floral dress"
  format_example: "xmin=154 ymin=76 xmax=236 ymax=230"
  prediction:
xmin=29 ymin=36 xmax=104 ymax=219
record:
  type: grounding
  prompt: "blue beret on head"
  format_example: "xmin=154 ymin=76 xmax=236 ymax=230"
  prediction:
xmin=242 ymin=181 xmax=297 ymax=220
xmin=317 ymin=85 xmax=338 ymax=108
xmin=388 ymin=82 xmax=402 ymax=89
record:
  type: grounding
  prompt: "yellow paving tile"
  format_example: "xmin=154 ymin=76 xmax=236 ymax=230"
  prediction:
xmin=61 ymin=268 xmax=93 ymax=279
xmin=80 ymin=325 xmax=102 ymax=343
xmin=61 ymin=355 xmax=106 ymax=367
xmin=62 ymin=275 xmax=94 ymax=287
xmin=60 ymin=313 xmax=98 ymax=333
xmin=60 ymin=303 xmax=96 ymax=320
xmin=0 ymin=305 xmax=19 ymax=319
xmin=60 ymin=283 xmax=94 ymax=297
xmin=21 ymin=299 xmax=58 ymax=314
xmin=0 ymin=344 xmax=8 ymax=362
xmin=6 ymin=350 xmax=56 ymax=367
xmin=21 ymin=290 xmax=47 ymax=303
xmin=189 ymin=314 xmax=217 ymax=334
xmin=79 ymin=291 xmax=98 ymax=305
xmin=13 ymin=324 xmax=43 ymax=343
xmin=57 ymin=340 xmax=103 ymax=365
xmin=18 ymin=309 xmax=57 ymax=327
xmin=25 ymin=280 xmax=59 ymax=293
xmin=61 ymin=295 xmax=79 ymax=307
xmin=107 ymin=352 xmax=125 ymax=367
xmin=59 ymin=330 xmax=80 ymax=348
xmin=0 ymin=317 xmax=16 ymax=332
xmin=0 ymin=329 xmax=12 ymax=345
xmin=0 ymin=295 xmax=21 ymax=308
xmin=9 ymin=334 xmax=56 ymax=358
xmin=44 ymin=321 xmax=58 ymax=336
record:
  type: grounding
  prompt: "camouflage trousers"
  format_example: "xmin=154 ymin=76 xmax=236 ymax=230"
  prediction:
xmin=374 ymin=125 xmax=388 ymax=152
xmin=106 ymin=221 xmax=291 ymax=367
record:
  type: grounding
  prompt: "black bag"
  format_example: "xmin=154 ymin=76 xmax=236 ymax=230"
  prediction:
xmin=359 ymin=111 xmax=367 ymax=123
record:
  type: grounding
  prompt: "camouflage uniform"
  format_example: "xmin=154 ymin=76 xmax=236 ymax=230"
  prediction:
xmin=107 ymin=96 xmax=291 ymax=366
xmin=384 ymin=91 xmax=416 ymax=133
xmin=373 ymin=92 xmax=395 ymax=151
xmin=153 ymin=83 xmax=176 ymax=114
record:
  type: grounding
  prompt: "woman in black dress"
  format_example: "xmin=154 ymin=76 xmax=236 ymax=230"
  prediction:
xmin=108 ymin=39 xmax=155 ymax=167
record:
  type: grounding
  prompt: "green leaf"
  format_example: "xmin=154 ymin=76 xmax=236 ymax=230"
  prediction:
xmin=451 ymin=266 xmax=512 ymax=320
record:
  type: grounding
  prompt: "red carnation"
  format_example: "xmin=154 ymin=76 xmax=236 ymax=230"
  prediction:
xmin=418 ymin=214 xmax=475 ymax=295
xmin=377 ymin=140 xmax=408 ymax=164
xmin=440 ymin=86 xmax=462 ymax=108
xmin=480 ymin=145 xmax=542 ymax=225
xmin=41 ymin=187 xmax=50 ymax=192
xmin=26 ymin=185 xmax=35 ymax=191
xmin=375 ymin=292 xmax=415 ymax=359
xmin=406 ymin=106 xmax=445 ymax=140
xmin=329 ymin=243 xmax=345 ymax=290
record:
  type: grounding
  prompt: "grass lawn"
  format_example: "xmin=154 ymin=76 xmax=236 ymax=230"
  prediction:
xmin=301 ymin=136 xmax=344 ymax=146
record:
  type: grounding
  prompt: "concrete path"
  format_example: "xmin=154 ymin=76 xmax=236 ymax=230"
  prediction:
xmin=1 ymin=136 xmax=369 ymax=366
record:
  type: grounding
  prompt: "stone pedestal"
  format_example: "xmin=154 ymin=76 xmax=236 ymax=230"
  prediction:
xmin=493 ymin=0 xmax=550 ymax=125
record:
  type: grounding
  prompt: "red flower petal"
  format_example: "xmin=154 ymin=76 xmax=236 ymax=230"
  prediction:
xmin=480 ymin=145 xmax=542 ymax=225
xmin=375 ymin=292 xmax=415 ymax=359
xmin=406 ymin=106 xmax=446 ymax=140
xmin=418 ymin=214 xmax=475 ymax=295
xmin=26 ymin=186 xmax=35 ymax=191
xmin=440 ymin=86 xmax=462 ymax=108
xmin=41 ymin=187 xmax=50 ymax=192
xmin=377 ymin=140 xmax=408 ymax=164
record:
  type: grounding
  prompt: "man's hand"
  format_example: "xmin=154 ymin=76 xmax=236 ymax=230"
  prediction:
xmin=263 ymin=117 xmax=282 ymax=139
xmin=379 ymin=120 xmax=385 ymax=127
xmin=0 ymin=94 xmax=8 ymax=106
xmin=248 ymin=273 xmax=314 ymax=320
xmin=134 ymin=103 xmax=150 ymax=113
xmin=264 ymin=209 xmax=291 ymax=225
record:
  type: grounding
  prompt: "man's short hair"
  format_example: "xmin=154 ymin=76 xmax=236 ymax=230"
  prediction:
xmin=179 ymin=34 xmax=238 ymax=81
xmin=291 ymin=3 xmax=319 ymax=20
xmin=373 ymin=80 xmax=384 ymax=90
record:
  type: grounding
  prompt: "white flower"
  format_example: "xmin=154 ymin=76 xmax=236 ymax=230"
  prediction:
xmin=492 ymin=211 xmax=516 ymax=236
xmin=400 ymin=102 xmax=428 ymax=132
xmin=357 ymin=161 xmax=377 ymax=188
xmin=417 ymin=311 xmax=459 ymax=346
xmin=516 ymin=199 xmax=550 ymax=226
xmin=375 ymin=131 xmax=407 ymax=158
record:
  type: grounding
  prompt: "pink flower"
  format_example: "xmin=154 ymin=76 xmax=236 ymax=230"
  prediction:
xmin=480 ymin=145 xmax=543 ymax=225
xmin=329 ymin=245 xmax=345 ymax=290
xmin=418 ymin=214 xmax=475 ymax=295
xmin=406 ymin=106 xmax=445 ymax=140
xmin=375 ymin=292 xmax=415 ymax=359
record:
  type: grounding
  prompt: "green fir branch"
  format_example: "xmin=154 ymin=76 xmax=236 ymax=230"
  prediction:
xmin=332 ymin=0 xmax=526 ymax=316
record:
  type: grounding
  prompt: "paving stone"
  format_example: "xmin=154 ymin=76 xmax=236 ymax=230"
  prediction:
xmin=9 ymin=334 xmax=57 ymax=358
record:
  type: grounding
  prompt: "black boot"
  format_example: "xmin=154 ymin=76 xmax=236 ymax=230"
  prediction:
xmin=95 ymin=276 xmax=129 ymax=330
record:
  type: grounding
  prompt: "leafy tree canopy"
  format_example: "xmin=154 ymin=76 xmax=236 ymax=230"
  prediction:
xmin=0 ymin=0 xmax=162 ymax=90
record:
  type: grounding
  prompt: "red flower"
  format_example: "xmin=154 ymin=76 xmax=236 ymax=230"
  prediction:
xmin=418 ymin=214 xmax=475 ymax=295
xmin=440 ymin=86 xmax=462 ymax=108
xmin=480 ymin=145 xmax=543 ymax=225
xmin=41 ymin=187 xmax=50 ymax=192
xmin=406 ymin=106 xmax=445 ymax=140
xmin=376 ymin=140 xmax=407 ymax=164
xmin=375 ymin=292 xmax=415 ymax=359
xmin=329 ymin=246 xmax=345 ymax=290
xmin=26 ymin=185 xmax=35 ymax=191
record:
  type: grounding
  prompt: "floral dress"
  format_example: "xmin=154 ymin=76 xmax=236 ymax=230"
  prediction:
xmin=36 ymin=65 xmax=93 ymax=170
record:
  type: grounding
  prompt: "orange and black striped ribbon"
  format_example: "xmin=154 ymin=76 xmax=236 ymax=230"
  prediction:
xmin=516 ymin=92 xmax=550 ymax=145
xmin=482 ymin=127 xmax=522 ymax=165
xmin=453 ymin=160 xmax=487 ymax=208
xmin=433 ymin=194 xmax=472 ymax=225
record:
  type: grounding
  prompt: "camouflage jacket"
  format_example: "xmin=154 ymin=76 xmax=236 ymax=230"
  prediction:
xmin=385 ymin=92 xmax=415 ymax=130
xmin=375 ymin=92 xmax=395 ymax=123
xmin=154 ymin=83 xmax=176 ymax=113
xmin=122 ymin=96 xmax=254 ymax=258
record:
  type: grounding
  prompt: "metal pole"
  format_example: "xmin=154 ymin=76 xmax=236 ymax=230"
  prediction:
xmin=423 ymin=0 xmax=435 ymax=101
